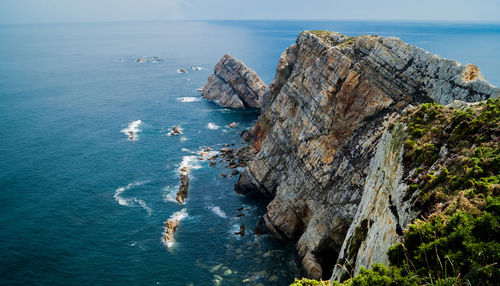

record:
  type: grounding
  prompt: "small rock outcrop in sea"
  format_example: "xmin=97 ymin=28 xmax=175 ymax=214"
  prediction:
xmin=136 ymin=56 xmax=162 ymax=63
xmin=162 ymin=219 xmax=179 ymax=244
xmin=177 ymin=68 xmax=187 ymax=74
xmin=176 ymin=166 xmax=189 ymax=204
xmin=168 ymin=126 xmax=182 ymax=136
xmin=202 ymin=54 xmax=268 ymax=109
xmin=232 ymin=31 xmax=499 ymax=280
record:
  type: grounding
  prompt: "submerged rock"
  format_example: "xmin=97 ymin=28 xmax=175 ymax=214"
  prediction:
xmin=202 ymin=54 xmax=267 ymax=109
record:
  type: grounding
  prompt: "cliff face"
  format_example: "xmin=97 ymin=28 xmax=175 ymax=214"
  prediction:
xmin=235 ymin=31 xmax=499 ymax=280
xmin=202 ymin=54 xmax=267 ymax=109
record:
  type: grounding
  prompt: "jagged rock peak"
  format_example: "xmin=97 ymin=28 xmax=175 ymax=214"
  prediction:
xmin=202 ymin=53 xmax=268 ymax=109
xmin=235 ymin=30 xmax=499 ymax=280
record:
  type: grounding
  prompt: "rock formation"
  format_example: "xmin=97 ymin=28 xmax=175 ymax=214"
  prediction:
xmin=162 ymin=218 xmax=179 ymax=244
xmin=233 ymin=31 xmax=499 ymax=280
xmin=202 ymin=54 xmax=268 ymax=109
xmin=176 ymin=166 xmax=189 ymax=204
xmin=168 ymin=126 xmax=182 ymax=136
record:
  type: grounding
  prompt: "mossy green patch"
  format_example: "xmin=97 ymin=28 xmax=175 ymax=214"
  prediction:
xmin=308 ymin=30 xmax=358 ymax=48
xmin=401 ymin=99 xmax=500 ymax=214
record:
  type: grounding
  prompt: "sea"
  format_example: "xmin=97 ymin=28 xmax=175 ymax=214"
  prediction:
xmin=0 ymin=20 xmax=499 ymax=286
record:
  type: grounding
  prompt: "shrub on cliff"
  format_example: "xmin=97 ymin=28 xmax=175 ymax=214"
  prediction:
xmin=291 ymin=99 xmax=500 ymax=286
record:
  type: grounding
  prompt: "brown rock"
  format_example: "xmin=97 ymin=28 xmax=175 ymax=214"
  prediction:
xmin=220 ymin=147 xmax=233 ymax=153
xmin=228 ymin=122 xmax=237 ymax=128
xmin=176 ymin=172 xmax=189 ymax=204
xmin=234 ymin=225 xmax=246 ymax=236
xmin=162 ymin=219 xmax=179 ymax=243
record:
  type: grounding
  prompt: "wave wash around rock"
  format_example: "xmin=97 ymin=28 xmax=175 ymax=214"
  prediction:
xmin=230 ymin=30 xmax=499 ymax=280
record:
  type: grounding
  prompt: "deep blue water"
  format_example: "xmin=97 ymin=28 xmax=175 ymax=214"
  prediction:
xmin=0 ymin=21 xmax=499 ymax=286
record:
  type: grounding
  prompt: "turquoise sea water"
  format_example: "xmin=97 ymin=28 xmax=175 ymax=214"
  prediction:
xmin=0 ymin=21 xmax=499 ymax=286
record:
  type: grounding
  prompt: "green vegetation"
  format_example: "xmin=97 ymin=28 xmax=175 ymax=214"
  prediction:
xmin=290 ymin=99 xmax=500 ymax=286
xmin=309 ymin=30 xmax=357 ymax=47
xmin=291 ymin=264 xmax=418 ymax=286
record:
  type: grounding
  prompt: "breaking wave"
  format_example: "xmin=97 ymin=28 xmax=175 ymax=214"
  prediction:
xmin=210 ymin=206 xmax=227 ymax=218
xmin=177 ymin=97 xmax=201 ymax=102
xmin=113 ymin=181 xmax=152 ymax=215
xmin=207 ymin=123 xmax=219 ymax=130
xmin=121 ymin=120 xmax=142 ymax=141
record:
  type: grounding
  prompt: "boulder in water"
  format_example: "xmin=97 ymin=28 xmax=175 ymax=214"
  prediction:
xmin=168 ymin=126 xmax=182 ymax=136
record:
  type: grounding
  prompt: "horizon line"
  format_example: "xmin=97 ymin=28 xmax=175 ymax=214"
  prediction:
xmin=1 ymin=18 xmax=500 ymax=26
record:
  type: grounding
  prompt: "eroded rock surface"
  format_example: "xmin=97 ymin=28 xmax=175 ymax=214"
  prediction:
xmin=176 ymin=166 xmax=189 ymax=204
xmin=235 ymin=31 xmax=499 ymax=279
xmin=162 ymin=219 xmax=179 ymax=244
xmin=202 ymin=54 xmax=268 ymax=109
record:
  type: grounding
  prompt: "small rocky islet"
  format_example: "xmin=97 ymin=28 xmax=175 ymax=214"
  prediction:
xmin=192 ymin=30 xmax=499 ymax=285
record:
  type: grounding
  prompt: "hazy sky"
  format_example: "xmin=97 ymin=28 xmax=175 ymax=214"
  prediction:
xmin=0 ymin=0 xmax=499 ymax=24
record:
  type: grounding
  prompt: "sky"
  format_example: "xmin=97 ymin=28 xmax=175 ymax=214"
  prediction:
xmin=0 ymin=0 xmax=499 ymax=25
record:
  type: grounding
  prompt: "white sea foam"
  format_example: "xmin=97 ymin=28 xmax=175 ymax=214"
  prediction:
xmin=177 ymin=97 xmax=201 ymax=103
xmin=121 ymin=120 xmax=142 ymax=141
xmin=163 ymin=208 xmax=188 ymax=248
xmin=191 ymin=66 xmax=203 ymax=71
xmin=113 ymin=181 xmax=152 ymax=215
xmin=200 ymin=150 xmax=219 ymax=159
xmin=180 ymin=137 xmax=188 ymax=142
xmin=162 ymin=185 xmax=180 ymax=203
xmin=134 ymin=198 xmax=153 ymax=215
xmin=210 ymin=206 xmax=227 ymax=218
xmin=180 ymin=155 xmax=202 ymax=171
xmin=207 ymin=123 xmax=219 ymax=130
xmin=229 ymin=224 xmax=242 ymax=239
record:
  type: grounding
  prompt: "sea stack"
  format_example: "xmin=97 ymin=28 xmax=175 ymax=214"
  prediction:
xmin=202 ymin=54 xmax=267 ymax=109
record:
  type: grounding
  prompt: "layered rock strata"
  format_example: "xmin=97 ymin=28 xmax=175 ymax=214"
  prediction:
xmin=234 ymin=31 xmax=499 ymax=279
xmin=202 ymin=54 xmax=267 ymax=109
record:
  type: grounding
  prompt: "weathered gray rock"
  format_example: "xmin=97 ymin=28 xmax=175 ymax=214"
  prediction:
xmin=202 ymin=54 xmax=268 ymax=109
xmin=331 ymin=122 xmax=418 ymax=280
xmin=235 ymin=31 xmax=499 ymax=279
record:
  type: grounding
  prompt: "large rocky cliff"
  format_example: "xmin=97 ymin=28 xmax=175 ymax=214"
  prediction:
xmin=233 ymin=31 xmax=499 ymax=280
